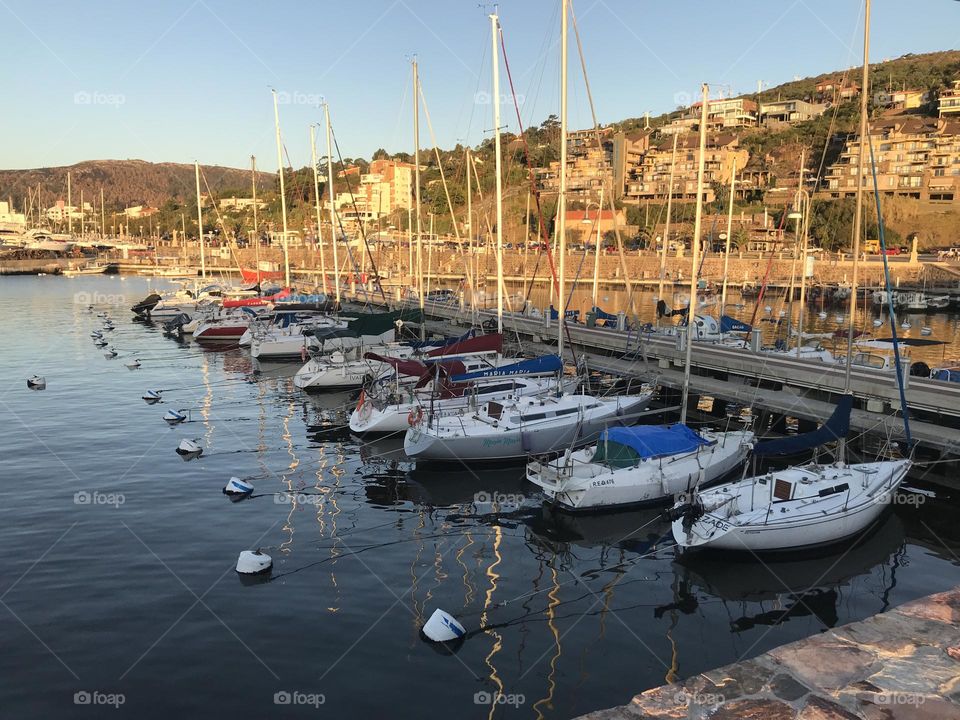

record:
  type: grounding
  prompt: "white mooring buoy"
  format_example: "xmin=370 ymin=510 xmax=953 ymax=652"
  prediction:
xmin=142 ymin=390 xmax=162 ymax=404
xmin=26 ymin=375 xmax=46 ymax=390
xmin=104 ymin=348 xmax=117 ymax=359
xmin=224 ymin=477 xmax=254 ymax=495
xmin=422 ymin=608 xmax=466 ymax=643
xmin=164 ymin=409 xmax=187 ymax=425
xmin=176 ymin=438 xmax=202 ymax=457
xmin=236 ymin=550 xmax=272 ymax=575
xmin=125 ymin=360 xmax=141 ymax=370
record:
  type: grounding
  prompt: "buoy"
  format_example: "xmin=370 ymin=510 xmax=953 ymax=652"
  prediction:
xmin=763 ymin=305 xmax=772 ymax=313
xmin=921 ymin=326 xmax=932 ymax=336
xmin=778 ymin=310 xmax=786 ymax=317
xmin=90 ymin=331 xmax=102 ymax=338
xmin=125 ymin=360 xmax=141 ymax=370
xmin=835 ymin=315 xmax=844 ymax=323
xmin=104 ymin=348 xmax=118 ymax=358
xmin=224 ymin=477 xmax=254 ymax=495
xmin=818 ymin=311 xmax=827 ymax=320
xmin=164 ymin=409 xmax=187 ymax=425
xmin=176 ymin=438 xmax=202 ymax=457
xmin=422 ymin=608 xmax=466 ymax=643
xmin=873 ymin=319 xmax=883 ymax=327
xmin=901 ymin=321 xmax=911 ymax=330
xmin=236 ymin=549 xmax=272 ymax=575
xmin=143 ymin=390 xmax=162 ymax=403
xmin=26 ymin=375 xmax=46 ymax=390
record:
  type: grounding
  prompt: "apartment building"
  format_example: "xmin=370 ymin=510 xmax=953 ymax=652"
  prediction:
xmin=938 ymin=77 xmax=960 ymax=118
xmin=623 ymin=132 xmax=748 ymax=203
xmin=538 ymin=130 xmax=614 ymax=199
xmin=333 ymin=159 xmax=414 ymax=221
xmin=876 ymin=88 xmax=928 ymax=111
xmin=822 ymin=116 xmax=960 ymax=202
xmin=759 ymin=99 xmax=827 ymax=125
xmin=686 ymin=97 xmax=758 ymax=129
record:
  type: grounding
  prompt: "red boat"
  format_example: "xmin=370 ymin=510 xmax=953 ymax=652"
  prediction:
xmin=222 ymin=288 xmax=292 ymax=308
xmin=194 ymin=308 xmax=262 ymax=343
xmin=240 ymin=267 xmax=285 ymax=283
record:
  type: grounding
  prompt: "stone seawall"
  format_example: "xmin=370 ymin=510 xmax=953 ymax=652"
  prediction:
xmin=577 ymin=587 xmax=960 ymax=720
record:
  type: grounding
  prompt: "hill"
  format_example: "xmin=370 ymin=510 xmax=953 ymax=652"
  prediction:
xmin=0 ymin=159 xmax=274 ymax=212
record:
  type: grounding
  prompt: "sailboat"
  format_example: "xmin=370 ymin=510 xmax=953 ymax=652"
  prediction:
xmin=670 ymin=0 xmax=913 ymax=553
xmin=403 ymin=3 xmax=654 ymax=464
xmin=527 ymin=84 xmax=753 ymax=510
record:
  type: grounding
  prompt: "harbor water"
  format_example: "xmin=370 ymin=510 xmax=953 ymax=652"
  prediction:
xmin=3 ymin=274 xmax=960 ymax=719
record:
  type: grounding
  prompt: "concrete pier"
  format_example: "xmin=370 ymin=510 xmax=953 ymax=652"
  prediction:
xmin=578 ymin=587 xmax=960 ymax=720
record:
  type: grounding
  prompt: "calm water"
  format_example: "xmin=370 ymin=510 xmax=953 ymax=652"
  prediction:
xmin=2 ymin=275 xmax=960 ymax=719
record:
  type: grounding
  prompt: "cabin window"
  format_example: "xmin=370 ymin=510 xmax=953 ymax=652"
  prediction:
xmin=773 ymin=479 xmax=793 ymax=501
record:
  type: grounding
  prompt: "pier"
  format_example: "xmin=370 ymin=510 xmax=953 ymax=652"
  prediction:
xmin=363 ymin=298 xmax=960 ymax=461
xmin=577 ymin=586 xmax=960 ymax=720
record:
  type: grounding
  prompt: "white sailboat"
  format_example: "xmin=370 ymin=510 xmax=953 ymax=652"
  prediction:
xmin=670 ymin=0 xmax=913 ymax=553
xmin=528 ymin=84 xmax=753 ymax=511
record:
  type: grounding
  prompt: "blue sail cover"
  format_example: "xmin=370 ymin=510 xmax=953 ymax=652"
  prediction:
xmin=720 ymin=315 xmax=751 ymax=333
xmin=753 ymin=394 xmax=853 ymax=457
xmin=599 ymin=424 xmax=708 ymax=459
xmin=549 ymin=305 xmax=581 ymax=321
xmin=406 ymin=329 xmax=475 ymax=350
xmin=933 ymin=368 xmax=960 ymax=383
xmin=591 ymin=306 xmax=618 ymax=321
xmin=449 ymin=354 xmax=562 ymax=382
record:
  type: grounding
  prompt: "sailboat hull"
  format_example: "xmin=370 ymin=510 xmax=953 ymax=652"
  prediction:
xmin=671 ymin=460 xmax=910 ymax=553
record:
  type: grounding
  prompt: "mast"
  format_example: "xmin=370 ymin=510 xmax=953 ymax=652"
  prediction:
xmin=839 ymin=0 xmax=871 ymax=462
xmin=67 ymin=171 xmax=72 ymax=235
xmin=251 ymin=155 xmax=260 ymax=280
xmin=309 ymin=127 xmax=328 ymax=295
xmin=195 ymin=161 xmax=206 ymax=278
xmin=80 ymin=189 xmax=84 ymax=239
xmin=680 ymin=83 xmax=710 ymax=426
xmin=720 ymin=156 xmax=737 ymax=318
xmin=413 ymin=59 xmax=424 ymax=331
xmin=490 ymin=11 xmax=505 ymax=334
xmin=795 ymin=149 xmax=807 ymax=354
xmin=324 ymin=103 xmax=340 ymax=306
xmin=466 ymin=148 xmax=475 ymax=317
xmin=272 ymin=90 xmax=291 ymax=287
xmin=100 ymin=187 xmax=105 ymax=240
xmin=557 ymin=0 xmax=568 ymax=355
xmin=591 ymin=187 xmax=603 ymax=310
xmin=657 ymin=132 xmax=679 ymax=321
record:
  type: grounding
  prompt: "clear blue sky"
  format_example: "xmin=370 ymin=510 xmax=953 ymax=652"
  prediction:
xmin=1 ymin=0 xmax=957 ymax=170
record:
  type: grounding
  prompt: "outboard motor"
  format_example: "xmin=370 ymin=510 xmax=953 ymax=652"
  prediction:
xmin=909 ymin=361 xmax=930 ymax=378
xmin=163 ymin=313 xmax=192 ymax=337
xmin=665 ymin=496 xmax=705 ymax=532
xmin=131 ymin=293 xmax=162 ymax=318
xmin=656 ymin=299 xmax=668 ymax=318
